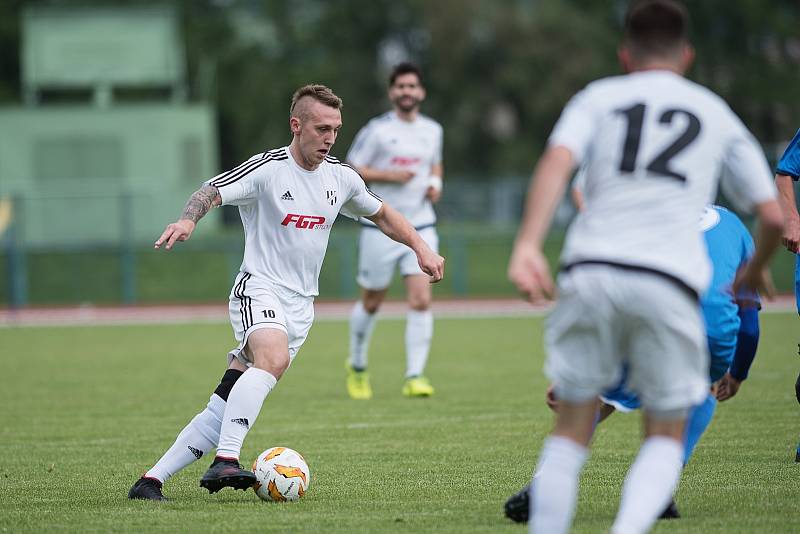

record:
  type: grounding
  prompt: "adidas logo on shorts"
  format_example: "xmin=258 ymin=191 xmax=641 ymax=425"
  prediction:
xmin=281 ymin=191 xmax=294 ymax=201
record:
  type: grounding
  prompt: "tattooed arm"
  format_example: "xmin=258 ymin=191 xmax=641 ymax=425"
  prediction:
xmin=154 ymin=185 xmax=221 ymax=250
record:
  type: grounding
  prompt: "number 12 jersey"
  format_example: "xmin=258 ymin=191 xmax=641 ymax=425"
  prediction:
xmin=550 ymin=70 xmax=776 ymax=294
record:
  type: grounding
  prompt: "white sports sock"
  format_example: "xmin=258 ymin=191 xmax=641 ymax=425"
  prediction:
xmin=611 ymin=436 xmax=684 ymax=534
xmin=405 ymin=309 xmax=433 ymax=377
xmin=530 ymin=436 xmax=588 ymax=534
xmin=349 ymin=301 xmax=377 ymax=370
xmin=145 ymin=394 xmax=225 ymax=483
xmin=216 ymin=368 xmax=277 ymax=460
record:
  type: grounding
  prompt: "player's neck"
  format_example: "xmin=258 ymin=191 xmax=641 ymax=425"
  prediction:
xmin=288 ymin=142 xmax=320 ymax=172
xmin=394 ymin=108 xmax=418 ymax=123
xmin=630 ymin=63 xmax=684 ymax=75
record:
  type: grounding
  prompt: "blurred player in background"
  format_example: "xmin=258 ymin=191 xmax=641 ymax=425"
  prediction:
xmin=507 ymin=1 xmax=783 ymax=532
xmin=775 ymin=128 xmax=800 ymax=313
xmin=504 ymin=204 xmax=763 ymax=523
xmin=344 ymin=62 xmax=444 ymax=399
xmin=128 ymin=84 xmax=444 ymax=501
xmin=773 ymin=128 xmax=800 ymax=461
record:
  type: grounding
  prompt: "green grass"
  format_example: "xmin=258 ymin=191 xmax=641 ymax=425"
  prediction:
xmin=1 ymin=314 xmax=799 ymax=532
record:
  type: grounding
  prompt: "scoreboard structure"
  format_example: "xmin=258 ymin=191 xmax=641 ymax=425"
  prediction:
xmin=0 ymin=5 xmax=219 ymax=247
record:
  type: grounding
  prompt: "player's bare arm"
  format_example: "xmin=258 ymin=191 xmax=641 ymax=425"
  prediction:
xmin=352 ymin=165 xmax=414 ymax=184
xmin=155 ymin=185 xmax=221 ymax=250
xmin=508 ymin=146 xmax=575 ymax=303
xmin=775 ymin=173 xmax=800 ymax=252
xmin=571 ymin=186 xmax=585 ymax=212
xmin=426 ymin=163 xmax=444 ymax=203
xmin=366 ymin=203 xmax=445 ymax=283
xmin=732 ymin=199 xmax=784 ymax=296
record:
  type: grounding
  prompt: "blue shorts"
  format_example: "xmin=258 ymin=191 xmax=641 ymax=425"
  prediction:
xmin=600 ymin=368 xmax=641 ymax=411
xmin=601 ymin=334 xmax=732 ymax=410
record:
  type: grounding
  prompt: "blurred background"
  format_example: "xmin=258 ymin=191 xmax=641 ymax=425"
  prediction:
xmin=0 ymin=0 xmax=798 ymax=307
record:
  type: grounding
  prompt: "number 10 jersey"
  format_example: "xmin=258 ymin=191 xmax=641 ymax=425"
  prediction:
xmin=550 ymin=70 xmax=776 ymax=295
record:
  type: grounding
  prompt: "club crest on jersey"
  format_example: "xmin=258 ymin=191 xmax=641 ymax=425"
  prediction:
xmin=326 ymin=190 xmax=337 ymax=205
xmin=281 ymin=213 xmax=327 ymax=229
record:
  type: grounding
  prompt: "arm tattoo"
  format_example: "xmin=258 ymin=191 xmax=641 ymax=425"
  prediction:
xmin=180 ymin=185 xmax=220 ymax=223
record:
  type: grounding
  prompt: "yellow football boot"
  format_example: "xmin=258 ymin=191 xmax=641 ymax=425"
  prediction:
xmin=402 ymin=376 xmax=435 ymax=397
xmin=346 ymin=362 xmax=373 ymax=400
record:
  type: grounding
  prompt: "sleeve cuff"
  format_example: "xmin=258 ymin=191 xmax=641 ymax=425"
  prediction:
xmin=776 ymin=168 xmax=800 ymax=180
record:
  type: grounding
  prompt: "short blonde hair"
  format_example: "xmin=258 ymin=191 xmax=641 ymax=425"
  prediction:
xmin=290 ymin=84 xmax=343 ymax=119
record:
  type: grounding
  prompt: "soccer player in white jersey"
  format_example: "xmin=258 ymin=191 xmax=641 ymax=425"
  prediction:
xmin=507 ymin=1 xmax=783 ymax=533
xmin=127 ymin=85 xmax=444 ymax=501
xmin=344 ymin=63 xmax=444 ymax=399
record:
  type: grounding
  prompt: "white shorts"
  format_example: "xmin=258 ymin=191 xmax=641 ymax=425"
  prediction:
xmin=545 ymin=265 xmax=709 ymax=414
xmin=227 ymin=272 xmax=314 ymax=367
xmin=356 ymin=225 xmax=438 ymax=290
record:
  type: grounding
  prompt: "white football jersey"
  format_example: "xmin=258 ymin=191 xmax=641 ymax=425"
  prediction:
xmin=346 ymin=111 xmax=443 ymax=227
xmin=550 ymin=70 xmax=776 ymax=294
xmin=207 ymin=147 xmax=383 ymax=297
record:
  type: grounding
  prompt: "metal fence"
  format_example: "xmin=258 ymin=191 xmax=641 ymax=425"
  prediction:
xmin=1 ymin=179 xmax=558 ymax=306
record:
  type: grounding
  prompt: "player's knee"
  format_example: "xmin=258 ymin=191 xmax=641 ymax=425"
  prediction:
xmin=407 ymin=293 xmax=431 ymax=311
xmin=363 ymin=301 xmax=381 ymax=314
xmin=251 ymin=351 xmax=290 ymax=378
xmin=362 ymin=293 xmax=384 ymax=313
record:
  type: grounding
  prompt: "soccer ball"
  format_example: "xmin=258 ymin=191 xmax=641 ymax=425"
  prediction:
xmin=251 ymin=446 xmax=310 ymax=502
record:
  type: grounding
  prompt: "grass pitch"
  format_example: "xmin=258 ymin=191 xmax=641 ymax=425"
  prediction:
xmin=1 ymin=313 xmax=798 ymax=532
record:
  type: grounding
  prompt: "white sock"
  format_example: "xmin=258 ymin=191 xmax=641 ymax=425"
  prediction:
xmin=145 ymin=394 xmax=225 ymax=483
xmin=611 ymin=436 xmax=684 ymax=534
xmin=215 ymin=368 xmax=277 ymax=460
xmin=530 ymin=436 xmax=588 ymax=534
xmin=350 ymin=301 xmax=377 ymax=370
xmin=405 ymin=309 xmax=433 ymax=377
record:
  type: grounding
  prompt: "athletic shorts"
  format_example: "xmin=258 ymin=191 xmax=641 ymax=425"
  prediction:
xmin=545 ymin=265 xmax=709 ymax=413
xmin=226 ymin=272 xmax=314 ymax=368
xmin=356 ymin=225 xmax=438 ymax=290
xmin=599 ymin=366 xmax=641 ymax=412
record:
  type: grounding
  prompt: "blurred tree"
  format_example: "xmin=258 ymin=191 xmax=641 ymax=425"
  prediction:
xmin=420 ymin=0 xmax=619 ymax=176
xmin=0 ymin=0 xmax=797 ymax=175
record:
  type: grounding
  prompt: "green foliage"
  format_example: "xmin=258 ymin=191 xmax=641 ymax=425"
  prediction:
xmin=1 ymin=314 xmax=799 ymax=532
xmin=2 ymin=1 xmax=796 ymax=175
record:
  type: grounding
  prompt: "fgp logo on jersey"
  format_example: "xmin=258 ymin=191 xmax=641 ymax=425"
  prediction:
xmin=390 ymin=156 xmax=421 ymax=166
xmin=282 ymin=213 xmax=327 ymax=229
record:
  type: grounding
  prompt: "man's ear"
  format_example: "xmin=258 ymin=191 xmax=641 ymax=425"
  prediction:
xmin=618 ymin=46 xmax=633 ymax=73
xmin=290 ymin=116 xmax=302 ymax=135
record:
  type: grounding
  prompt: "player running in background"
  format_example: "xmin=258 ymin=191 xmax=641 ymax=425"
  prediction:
xmin=504 ymin=204 xmax=763 ymax=523
xmin=127 ymin=84 xmax=444 ymax=501
xmin=507 ymin=1 xmax=783 ymax=533
xmin=344 ymin=62 xmax=444 ymax=399
xmin=773 ymin=128 xmax=800 ymax=461
xmin=775 ymin=128 xmax=800 ymax=313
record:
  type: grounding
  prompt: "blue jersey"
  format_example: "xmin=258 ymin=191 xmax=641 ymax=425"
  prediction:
xmin=602 ymin=205 xmax=756 ymax=409
xmin=775 ymin=130 xmax=800 ymax=314
xmin=701 ymin=208 xmax=756 ymax=332
xmin=776 ymin=129 xmax=800 ymax=180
